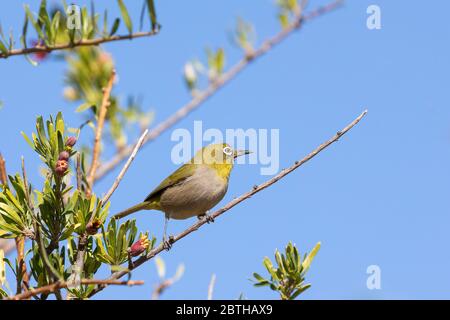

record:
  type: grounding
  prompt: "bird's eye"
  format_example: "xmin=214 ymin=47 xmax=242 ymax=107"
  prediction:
xmin=223 ymin=146 xmax=233 ymax=156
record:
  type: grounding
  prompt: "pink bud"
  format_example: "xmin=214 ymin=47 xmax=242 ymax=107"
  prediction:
xmin=58 ymin=151 xmax=70 ymax=161
xmin=55 ymin=159 xmax=68 ymax=177
xmin=65 ymin=137 xmax=77 ymax=148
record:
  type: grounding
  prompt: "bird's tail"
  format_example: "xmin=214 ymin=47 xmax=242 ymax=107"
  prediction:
xmin=113 ymin=201 xmax=158 ymax=220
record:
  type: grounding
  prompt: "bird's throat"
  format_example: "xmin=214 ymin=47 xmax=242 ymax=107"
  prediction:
xmin=209 ymin=163 xmax=233 ymax=181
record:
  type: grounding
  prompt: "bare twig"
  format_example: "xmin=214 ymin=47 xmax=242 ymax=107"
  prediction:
xmin=88 ymin=109 xmax=368 ymax=298
xmin=0 ymin=30 xmax=159 ymax=59
xmin=0 ymin=154 xmax=13 ymax=256
xmin=151 ymin=260 xmax=184 ymax=300
xmin=86 ymin=69 xmax=116 ymax=196
xmin=101 ymin=129 xmax=149 ymax=205
xmin=94 ymin=0 xmax=343 ymax=181
xmin=6 ymin=279 xmax=144 ymax=300
xmin=151 ymin=279 xmax=174 ymax=300
xmin=0 ymin=153 xmax=7 ymax=185
xmin=68 ymin=128 xmax=149 ymax=293
xmin=76 ymin=153 xmax=82 ymax=191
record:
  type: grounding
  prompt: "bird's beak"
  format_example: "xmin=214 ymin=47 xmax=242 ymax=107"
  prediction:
xmin=234 ymin=150 xmax=252 ymax=158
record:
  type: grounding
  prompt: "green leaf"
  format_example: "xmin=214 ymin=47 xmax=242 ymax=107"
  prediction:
xmin=252 ymin=272 xmax=266 ymax=282
xmin=117 ymin=0 xmax=132 ymax=34
xmin=290 ymin=284 xmax=311 ymax=300
xmin=302 ymin=242 xmax=321 ymax=273
xmin=75 ymin=102 xmax=93 ymax=113
xmin=0 ymin=40 xmax=8 ymax=55
xmin=24 ymin=4 xmax=44 ymax=41
xmin=146 ymin=0 xmax=158 ymax=31
xmin=109 ymin=18 xmax=120 ymax=36
xmin=21 ymin=13 xmax=29 ymax=49
xmin=38 ymin=0 xmax=52 ymax=45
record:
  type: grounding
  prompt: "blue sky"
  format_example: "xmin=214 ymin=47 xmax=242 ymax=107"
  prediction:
xmin=1 ymin=0 xmax=450 ymax=299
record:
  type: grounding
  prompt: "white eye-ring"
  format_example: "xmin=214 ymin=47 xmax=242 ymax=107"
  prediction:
xmin=223 ymin=146 xmax=233 ymax=156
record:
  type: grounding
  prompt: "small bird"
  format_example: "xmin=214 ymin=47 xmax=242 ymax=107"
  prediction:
xmin=113 ymin=143 xmax=250 ymax=248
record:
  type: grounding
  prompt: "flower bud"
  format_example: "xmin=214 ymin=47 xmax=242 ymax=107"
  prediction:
xmin=55 ymin=159 xmax=68 ymax=177
xmin=65 ymin=137 xmax=77 ymax=148
xmin=86 ymin=219 xmax=101 ymax=235
xmin=128 ymin=234 xmax=150 ymax=257
xmin=184 ymin=62 xmax=197 ymax=90
xmin=58 ymin=151 xmax=70 ymax=161
xmin=63 ymin=87 xmax=78 ymax=101
xmin=31 ymin=40 xmax=49 ymax=62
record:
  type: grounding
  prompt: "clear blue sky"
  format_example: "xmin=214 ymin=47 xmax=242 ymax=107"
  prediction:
xmin=1 ymin=0 xmax=450 ymax=299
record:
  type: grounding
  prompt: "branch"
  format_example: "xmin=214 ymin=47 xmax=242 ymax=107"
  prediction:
xmin=0 ymin=154 xmax=14 ymax=256
xmin=102 ymin=129 xmax=149 ymax=205
xmin=86 ymin=69 xmax=116 ymax=196
xmin=0 ymin=31 xmax=159 ymax=59
xmin=6 ymin=279 xmax=144 ymax=300
xmin=68 ymin=128 xmax=149 ymax=292
xmin=71 ymin=69 xmax=116 ymax=287
xmin=0 ymin=153 xmax=7 ymax=185
xmin=88 ymin=109 xmax=368 ymax=298
xmin=94 ymin=0 xmax=344 ymax=181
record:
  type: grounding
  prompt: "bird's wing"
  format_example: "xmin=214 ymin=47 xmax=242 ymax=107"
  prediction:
xmin=144 ymin=163 xmax=195 ymax=202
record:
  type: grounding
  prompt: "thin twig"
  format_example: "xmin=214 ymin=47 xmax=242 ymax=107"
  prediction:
xmin=86 ymin=69 xmax=116 ymax=196
xmin=0 ymin=30 xmax=159 ymax=59
xmin=101 ymin=129 xmax=149 ymax=205
xmin=88 ymin=109 xmax=368 ymax=298
xmin=0 ymin=153 xmax=7 ymax=185
xmin=76 ymin=153 xmax=82 ymax=191
xmin=151 ymin=279 xmax=173 ymax=300
xmin=94 ymin=0 xmax=343 ymax=181
xmin=0 ymin=154 xmax=13 ymax=256
xmin=68 ymin=128 xmax=149 ymax=293
xmin=6 ymin=279 xmax=144 ymax=300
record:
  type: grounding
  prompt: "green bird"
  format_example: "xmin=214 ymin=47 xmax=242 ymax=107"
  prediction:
xmin=113 ymin=143 xmax=250 ymax=248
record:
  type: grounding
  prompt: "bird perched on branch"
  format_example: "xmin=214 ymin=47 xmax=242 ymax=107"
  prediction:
xmin=113 ymin=143 xmax=250 ymax=249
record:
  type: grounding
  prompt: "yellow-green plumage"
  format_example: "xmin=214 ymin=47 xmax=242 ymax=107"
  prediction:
xmin=113 ymin=143 xmax=249 ymax=222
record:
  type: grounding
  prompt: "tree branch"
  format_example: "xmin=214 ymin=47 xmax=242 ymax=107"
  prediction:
xmin=68 ymin=128 xmax=149 ymax=293
xmin=0 ymin=31 xmax=159 ymax=59
xmin=102 ymin=129 xmax=149 ymax=205
xmin=94 ymin=0 xmax=344 ymax=181
xmin=86 ymin=69 xmax=116 ymax=196
xmin=0 ymin=153 xmax=7 ymax=185
xmin=0 ymin=154 xmax=13 ymax=256
xmin=88 ymin=109 xmax=367 ymax=298
xmin=6 ymin=279 xmax=144 ymax=300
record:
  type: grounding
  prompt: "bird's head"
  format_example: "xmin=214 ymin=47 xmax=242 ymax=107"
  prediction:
xmin=193 ymin=143 xmax=251 ymax=180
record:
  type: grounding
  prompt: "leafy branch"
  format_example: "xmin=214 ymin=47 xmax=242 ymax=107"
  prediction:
xmin=0 ymin=0 xmax=159 ymax=60
xmin=253 ymin=242 xmax=321 ymax=300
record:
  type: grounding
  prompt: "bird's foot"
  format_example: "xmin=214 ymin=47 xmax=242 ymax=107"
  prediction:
xmin=198 ymin=212 xmax=215 ymax=224
xmin=163 ymin=235 xmax=175 ymax=251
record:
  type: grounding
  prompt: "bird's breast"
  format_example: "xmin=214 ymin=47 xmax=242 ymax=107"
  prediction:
xmin=160 ymin=166 xmax=229 ymax=220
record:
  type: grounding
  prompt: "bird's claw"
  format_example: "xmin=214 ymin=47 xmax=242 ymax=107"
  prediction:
xmin=163 ymin=235 xmax=175 ymax=251
xmin=198 ymin=212 xmax=215 ymax=224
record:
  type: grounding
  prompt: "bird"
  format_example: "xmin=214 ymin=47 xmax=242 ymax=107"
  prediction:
xmin=113 ymin=143 xmax=250 ymax=249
